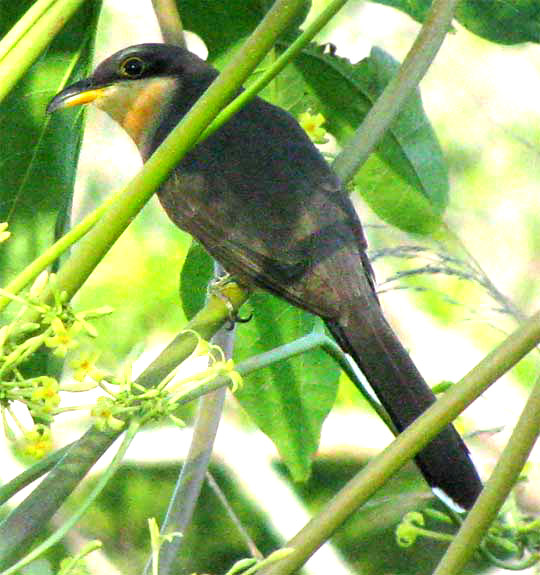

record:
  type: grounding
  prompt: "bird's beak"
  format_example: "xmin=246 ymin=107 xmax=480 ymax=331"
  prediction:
xmin=47 ymin=78 xmax=107 ymax=114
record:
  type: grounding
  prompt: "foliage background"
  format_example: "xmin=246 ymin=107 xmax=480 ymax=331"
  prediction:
xmin=1 ymin=0 xmax=540 ymax=573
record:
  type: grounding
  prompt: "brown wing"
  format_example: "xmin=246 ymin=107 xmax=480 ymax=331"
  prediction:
xmin=155 ymin=93 xmax=372 ymax=319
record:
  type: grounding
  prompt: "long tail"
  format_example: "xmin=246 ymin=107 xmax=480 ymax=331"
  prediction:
xmin=326 ymin=294 xmax=482 ymax=510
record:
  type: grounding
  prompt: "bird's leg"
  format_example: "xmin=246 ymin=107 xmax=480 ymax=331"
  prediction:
xmin=208 ymin=274 xmax=253 ymax=329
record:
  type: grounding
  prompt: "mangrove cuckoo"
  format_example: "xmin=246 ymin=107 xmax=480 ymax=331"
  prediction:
xmin=48 ymin=43 xmax=482 ymax=510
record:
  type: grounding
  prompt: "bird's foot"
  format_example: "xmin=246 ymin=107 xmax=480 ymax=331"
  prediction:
xmin=209 ymin=275 xmax=253 ymax=329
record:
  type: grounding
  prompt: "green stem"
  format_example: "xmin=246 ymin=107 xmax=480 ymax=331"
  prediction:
xmin=0 ymin=420 xmax=139 ymax=575
xmin=0 ymin=426 xmax=119 ymax=570
xmin=412 ymin=527 xmax=454 ymax=543
xmin=0 ymin=442 xmax=73 ymax=506
xmin=0 ymin=0 xmax=87 ymax=104
xmin=145 ymin=263 xmax=233 ymax=575
xmin=433 ymin=374 xmax=540 ymax=575
xmin=151 ymin=388 xmax=227 ymax=575
xmin=206 ymin=471 xmax=263 ymax=559
xmin=332 ymin=0 xmax=459 ymax=183
xmin=0 ymin=193 xmax=116 ymax=313
xmin=0 ymin=0 xmax=56 ymax=62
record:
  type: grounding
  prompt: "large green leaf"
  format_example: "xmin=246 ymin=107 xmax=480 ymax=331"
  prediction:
xmin=0 ymin=2 xmax=101 ymax=291
xmin=455 ymin=0 xmax=540 ymax=45
xmin=371 ymin=0 xmax=540 ymax=44
xmin=234 ymin=293 xmax=340 ymax=481
xmin=286 ymin=44 xmax=447 ymax=233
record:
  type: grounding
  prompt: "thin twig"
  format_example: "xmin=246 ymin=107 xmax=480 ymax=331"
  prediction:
xmin=206 ymin=471 xmax=264 ymax=560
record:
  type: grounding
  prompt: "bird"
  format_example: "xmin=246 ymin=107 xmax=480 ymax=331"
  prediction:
xmin=48 ymin=43 xmax=482 ymax=510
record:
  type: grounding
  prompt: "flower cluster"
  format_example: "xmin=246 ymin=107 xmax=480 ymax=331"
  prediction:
xmin=396 ymin=505 xmax=540 ymax=570
xmin=0 ymin=242 xmax=242 ymax=459
xmin=0 ymin=270 xmax=113 ymax=457
xmin=88 ymin=330 xmax=242 ymax=432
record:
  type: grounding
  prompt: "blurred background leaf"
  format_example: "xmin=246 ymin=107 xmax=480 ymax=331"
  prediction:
xmin=177 ymin=0 xmax=311 ymax=64
xmin=371 ymin=0 xmax=540 ymax=44
xmin=0 ymin=2 xmax=101 ymax=381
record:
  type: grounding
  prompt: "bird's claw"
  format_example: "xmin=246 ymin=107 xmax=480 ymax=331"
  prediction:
xmin=209 ymin=275 xmax=252 ymax=328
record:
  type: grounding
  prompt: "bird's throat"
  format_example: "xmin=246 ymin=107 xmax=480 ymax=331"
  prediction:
xmin=95 ymin=77 xmax=178 ymax=152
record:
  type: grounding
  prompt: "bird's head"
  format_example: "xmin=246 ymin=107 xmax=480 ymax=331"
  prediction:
xmin=47 ymin=43 xmax=214 ymax=149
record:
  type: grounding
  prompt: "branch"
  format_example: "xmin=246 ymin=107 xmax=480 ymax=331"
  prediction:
xmin=152 ymin=0 xmax=186 ymax=47
xmin=145 ymin=263 xmax=233 ymax=575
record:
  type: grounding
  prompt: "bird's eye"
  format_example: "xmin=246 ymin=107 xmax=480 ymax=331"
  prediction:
xmin=120 ymin=57 xmax=145 ymax=78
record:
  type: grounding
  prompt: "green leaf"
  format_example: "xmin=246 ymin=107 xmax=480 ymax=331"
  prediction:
xmin=368 ymin=0 xmax=430 ymax=23
xmin=455 ymin=0 xmax=540 ymax=45
xmin=0 ymin=2 xmax=101 ymax=290
xmin=354 ymin=154 xmax=443 ymax=235
xmin=286 ymin=44 xmax=447 ymax=233
xmin=371 ymin=0 xmax=540 ymax=45
xmin=234 ymin=292 xmax=340 ymax=481
xmin=180 ymin=240 xmax=214 ymax=320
